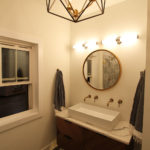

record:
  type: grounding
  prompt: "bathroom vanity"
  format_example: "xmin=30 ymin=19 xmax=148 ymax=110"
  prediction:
xmin=55 ymin=107 xmax=132 ymax=150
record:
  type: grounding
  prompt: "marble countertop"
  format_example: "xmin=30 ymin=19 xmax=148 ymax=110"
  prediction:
xmin=55 ymin=109 xmax=132 ymax=145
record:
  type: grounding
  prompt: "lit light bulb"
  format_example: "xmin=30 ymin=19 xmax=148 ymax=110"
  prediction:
xmin=73 ymin=41 xmax=85 ymax=52
xmin=85 ymin=40 xmax=99 ymax=50
xmin=102 ymin=35 xmax=118 ymax=48
xmin=120 ymin=32 xmax=138 ymax=46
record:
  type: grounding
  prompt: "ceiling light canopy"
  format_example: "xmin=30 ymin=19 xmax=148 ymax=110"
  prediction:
xmin=46 ymin=0 xmax=106 ymax=23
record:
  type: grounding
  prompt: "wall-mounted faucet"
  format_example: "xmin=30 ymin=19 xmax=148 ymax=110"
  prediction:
xmin=118 ymin=99 xmax=123 ymax=107
xmin=84 ymin=95 xmax=91 ymax=102
xmin=94 ymin=95 xmax=98 ymax=102
xmin=107 ymin=98 xmax=114 ymax=107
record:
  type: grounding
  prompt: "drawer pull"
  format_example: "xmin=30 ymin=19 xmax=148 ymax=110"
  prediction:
xmin=64 ymin=134 xmax=72 ymax=140
xmin=65 ymin=120 xmax=72 ymax=124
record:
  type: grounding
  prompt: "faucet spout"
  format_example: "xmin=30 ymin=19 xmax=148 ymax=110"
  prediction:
xmin=84 ymin=95 xmax=91 ymax=102
xmin=107 ymin=98 xmax=114 ymax=107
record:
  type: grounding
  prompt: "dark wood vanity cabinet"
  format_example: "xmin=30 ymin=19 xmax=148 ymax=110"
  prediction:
xmin=56 ymin=117 xmax=129 ymax=150
xmin=56 ymin=117 xmax=84 ymax=150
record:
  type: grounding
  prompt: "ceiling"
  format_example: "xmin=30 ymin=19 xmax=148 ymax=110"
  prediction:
xmin=68 ymin=0 xmax=127 ymax=16
xmin=106 ymin=0 xmax=126 ymax=8
xmin=69 ymin=0 xmax=127 ymax=8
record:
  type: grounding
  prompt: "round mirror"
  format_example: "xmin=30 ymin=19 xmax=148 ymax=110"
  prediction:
xmin=83 ymin=49 xmax=121 ymax=90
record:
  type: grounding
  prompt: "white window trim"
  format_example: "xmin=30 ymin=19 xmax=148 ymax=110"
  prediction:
xmin=0 ymin=30 xmax=43 ymax=133
xmin=0 ymin=110 xmax=41 ymax=132
xmin=0 ymin=45 xmax=30 ymax=84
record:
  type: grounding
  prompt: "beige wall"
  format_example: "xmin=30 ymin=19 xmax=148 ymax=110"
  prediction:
xmin=0 ymin=0 xmax=148 ymax=149
xmin=0 ymin=0 xmax=70 ymax=150
xmin=70 ymin=0 xmax=147 ymax=121
xmin=142 ymin=0 xmax=150 ymax=149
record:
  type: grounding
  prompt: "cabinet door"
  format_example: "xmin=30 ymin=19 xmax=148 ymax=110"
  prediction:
xmin=56 ymin=117 xmax=83 ymax=142
xmin=57 ymin=132 xmax=84 ymax=150
xmin=83 ymin=129 xmax=127 ymax=150
xmin=56 ymin=117 xmax=84 ymax=150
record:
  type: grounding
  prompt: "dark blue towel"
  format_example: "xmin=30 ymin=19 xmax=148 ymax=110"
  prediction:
xmin=130 ymin=71 xmax=145 ymax=150
xmin=130 ymin=71 xmax=145 ymax=132
xmin=54 ymin=69 xmax=65 ymax=111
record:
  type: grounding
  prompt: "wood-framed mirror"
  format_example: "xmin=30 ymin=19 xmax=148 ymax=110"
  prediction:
xmin=83 ymin=49 xmax=121 ymax=90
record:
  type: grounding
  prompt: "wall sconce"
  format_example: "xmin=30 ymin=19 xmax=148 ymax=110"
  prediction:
xmin=73 ymin=40 xmax=99 ymax=52
xmin=73 ymin=32 xmax=139 ymax=52
xmin=116 ymin=36 xmax=122 ymax=45
xmin=101 ymin=35 xmax=118 ymax=48
xmin=82 ymin=43 xmax=88 ymax=49
xmin=102 ymin=33 xmax=139 ymax=47
xmin=73 ymin=41 xmax=85 ymax=52
xmin=120 ymin=33 xmax=139 ymax=46
xmin=84 ymin=40 xmax=99 ymax=50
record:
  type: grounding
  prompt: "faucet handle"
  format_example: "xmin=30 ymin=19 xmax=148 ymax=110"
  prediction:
xmin=94 ymin=95 xmax=98 ymax=102
xmin=88 ymin=94 xmax=91 ymax=98
xmin=118 ymin=99 xmax=123 ymax=107
xmin=109 ymin=98 xmax=114 ymax=102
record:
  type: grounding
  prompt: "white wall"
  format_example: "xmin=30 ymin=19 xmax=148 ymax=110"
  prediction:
xmin=142 ymin=0 xmax=150 ymax=149
xmin=0 ymin=0 xmax=70 ymax=150
xmin=0 ymin=0 xmax=148 ymax=149
xmin=70 ymin=0 xmax=147 ymax=121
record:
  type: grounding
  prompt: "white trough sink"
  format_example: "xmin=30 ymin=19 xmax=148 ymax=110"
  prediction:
xmin=68 ymin=103 xmax=120 ymax=130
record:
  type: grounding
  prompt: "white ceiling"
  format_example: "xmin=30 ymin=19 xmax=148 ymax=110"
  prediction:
xmin=69 ymin=0 xmax=127 ymax=18
xmin=69 ymin=0 xmax=127 ymax=8
xmin=106 ymin=0 xmax=126 ymax=8
xmin=67 ymin=0 xmax=127 ymax=17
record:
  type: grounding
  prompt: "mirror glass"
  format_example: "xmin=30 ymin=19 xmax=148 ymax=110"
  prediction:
xmin=83 ymin=49 xmax=121 ymax=90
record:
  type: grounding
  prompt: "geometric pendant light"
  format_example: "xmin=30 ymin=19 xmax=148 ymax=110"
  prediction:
xmin=46 ymin=0 xmax=106 ymax=23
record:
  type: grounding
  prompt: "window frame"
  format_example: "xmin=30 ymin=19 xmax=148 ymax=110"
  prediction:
xmin=0 ymin=36 xmax=41 ymax=133
xmin=0 ymin=45 xmax=31 ymax=85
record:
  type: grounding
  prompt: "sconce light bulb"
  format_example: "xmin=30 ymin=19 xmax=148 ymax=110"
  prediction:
xmin=85 ymin=40 xmax=99 ymax=50
xmin=73 ymin=41 xmax=85 ymax=52
xmin=120 ymin=32 xmax=138 ymax=46
xmin=102 ymin=35 xmax=118 ymax=48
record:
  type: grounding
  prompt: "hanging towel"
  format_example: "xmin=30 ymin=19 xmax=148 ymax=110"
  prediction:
xmin=130 ymin=71 xmax=145 ymax=150
xmin=54 ymin=69 xmax=65 ymax=111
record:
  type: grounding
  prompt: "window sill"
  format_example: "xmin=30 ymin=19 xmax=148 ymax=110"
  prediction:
xmin=0 ymin=109 xmax=41 ymax=133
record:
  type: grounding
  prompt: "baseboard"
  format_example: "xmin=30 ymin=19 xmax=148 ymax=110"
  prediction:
xmin=41 ymin=139 xmax=57 ymax=150
xmin=41 ymin=143 xmax=51 ymax=150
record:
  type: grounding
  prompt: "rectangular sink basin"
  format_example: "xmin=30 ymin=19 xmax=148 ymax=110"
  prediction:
xmin=68 ymin=103 xmax=120 ymax=130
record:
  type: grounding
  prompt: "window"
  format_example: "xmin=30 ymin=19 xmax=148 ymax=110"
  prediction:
xmin=0 ymin=47 xmax=30 ymax=118
xmin=2 ymin=48 xmax=29 ymax=83
xmin=0 ymin=36 xmax=40 ymax=132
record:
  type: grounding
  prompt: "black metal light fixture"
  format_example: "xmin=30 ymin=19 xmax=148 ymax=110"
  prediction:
xmin=46 ymin=0 xmax=106 ymax=23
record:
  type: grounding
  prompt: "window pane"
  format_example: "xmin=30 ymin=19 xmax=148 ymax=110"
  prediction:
xmin=0 ymin=85 xmax=29 ymax=118
xmin=2 ymin=48 xmax=16 ymax=82
xmin=17 ymin=50 xmax=29 ymax=81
